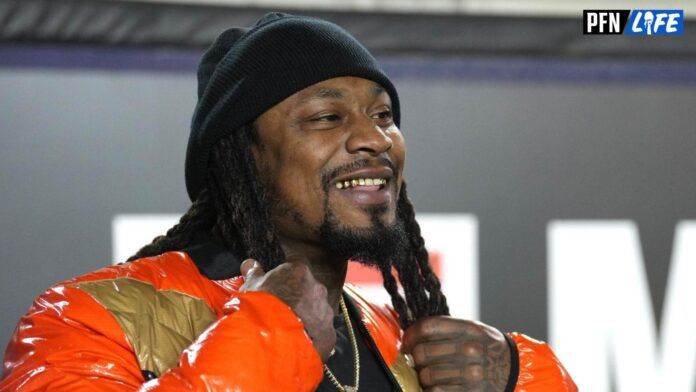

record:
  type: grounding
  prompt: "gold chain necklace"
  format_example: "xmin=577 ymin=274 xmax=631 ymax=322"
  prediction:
xmin=323 ymin=297 xmax=360 ymax=392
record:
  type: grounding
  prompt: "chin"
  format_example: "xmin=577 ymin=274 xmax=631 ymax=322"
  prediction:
xmin=319 ymin=205 xmax=407 ymax=265
xmin=344 ymin=205 xmax=394 ymax=226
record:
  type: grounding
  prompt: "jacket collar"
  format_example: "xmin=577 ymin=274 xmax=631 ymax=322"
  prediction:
xmin=183 ymin=231 xmax=243 ymax=280
xmin=183 ymin=234 xmax=408 ymax=390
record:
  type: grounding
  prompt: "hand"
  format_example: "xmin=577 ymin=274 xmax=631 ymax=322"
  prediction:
xmin=402 ymin=316 xmax=512 ymax=392
xmin=239 ymin=258 xmax=336 ymax=362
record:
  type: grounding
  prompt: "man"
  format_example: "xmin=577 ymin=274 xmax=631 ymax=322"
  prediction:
xmin=1 ymin=13 xmax=576 ymax=391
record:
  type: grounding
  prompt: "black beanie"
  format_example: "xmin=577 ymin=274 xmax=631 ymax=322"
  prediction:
xmin=185 ymin=12 xmax=401 ymax=201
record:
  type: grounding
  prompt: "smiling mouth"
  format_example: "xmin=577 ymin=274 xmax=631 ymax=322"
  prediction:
xmin=331 ymin=177 xmax=392 ymax=206
xmin=334 ymin=177 xmax=388 ymax=190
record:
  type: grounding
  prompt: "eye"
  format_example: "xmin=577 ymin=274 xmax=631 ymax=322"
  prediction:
xmin=311 ymin=114 xmax=341 ymax=122
xmin=372 ymin=109 xmax=394 ymax=125
xmin=374 ymin=110 xmax=393 ymax=120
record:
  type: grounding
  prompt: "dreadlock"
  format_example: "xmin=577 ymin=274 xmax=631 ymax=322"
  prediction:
xmin=129 ymin=125 xmax=449 ymax=328
xmin=394 ymin=182 xmax=450 ymax=321
xmin=128 ymin=124 xmax=284 ymax=270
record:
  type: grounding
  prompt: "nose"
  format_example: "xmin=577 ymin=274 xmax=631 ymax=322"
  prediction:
xmin=345 ymin=115 xmax=393 ymax=156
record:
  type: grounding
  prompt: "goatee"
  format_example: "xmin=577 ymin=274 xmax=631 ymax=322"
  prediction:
xmin=318 ymin=205 xmax=408 ymax=270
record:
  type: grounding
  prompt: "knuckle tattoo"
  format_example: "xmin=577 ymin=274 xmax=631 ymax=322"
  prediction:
xmin=463 ymin=363 xmax=485 ymax=381
xmin=419 ymin=366 xmax=432 ymax=383
xmin=460 ymin=341 xmax=484 ymax=357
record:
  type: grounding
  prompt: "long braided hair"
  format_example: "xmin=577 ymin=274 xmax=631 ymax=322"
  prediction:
xmin=129 ymin=124 xmax=449 ymax=328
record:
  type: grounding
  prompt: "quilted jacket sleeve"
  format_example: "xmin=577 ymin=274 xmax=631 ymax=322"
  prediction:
xmin=507 ymin=332 xmax=578 ymax=392
xmin=0 ymin=286 xmax=323 ymax=392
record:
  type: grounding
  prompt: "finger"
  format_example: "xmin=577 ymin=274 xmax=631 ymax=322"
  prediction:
xmin=419 ymin=363 xmax=478 ymax=388
xmin=240 ymin=259 xmax=264 ymax=278
xmin=423 ymin=386 xmax=465 ymax=392
xmin=240 ymin=259 xmax=254 ymax=276
xmin=403 ymin=317 xmax=487 ymax=354
xmin=284 ymin=261 xmax=316 ymax=284
xmin=282 ymin=248 xmax=308 ymax=264
xmin=411 ymin=339 xmax=485 ymax=368
xmin=403 ymin=316 xmax=451 ymax=354
xmin=315 ymin=322 xmax=337 ymax=362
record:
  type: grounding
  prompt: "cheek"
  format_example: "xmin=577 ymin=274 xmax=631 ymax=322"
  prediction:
xmin=271 ymin=143 xmax=331 ymax=221
xmin=389 ymin=130 xmax=407 ymax=173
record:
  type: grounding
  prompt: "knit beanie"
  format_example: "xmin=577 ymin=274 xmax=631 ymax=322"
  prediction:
xmin=185 ymin=12 xmax=401 ymax=201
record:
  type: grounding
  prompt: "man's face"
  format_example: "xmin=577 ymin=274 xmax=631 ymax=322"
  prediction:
xmin=252 ymin=76 xmax=406 ymax=251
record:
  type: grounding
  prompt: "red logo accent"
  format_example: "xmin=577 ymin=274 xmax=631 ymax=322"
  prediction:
xmin=346 ymin=251 xmax=442 ymax=284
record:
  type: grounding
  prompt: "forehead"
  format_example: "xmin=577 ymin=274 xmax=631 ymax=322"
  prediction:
xmin=253 ymin=76 xmax=393 ymax=135
xmin=291 ymin=76 xmax=389 ymax=105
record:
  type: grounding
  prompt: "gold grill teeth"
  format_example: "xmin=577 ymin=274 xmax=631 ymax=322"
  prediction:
xmin=336 ymin=178 xmax=388 ymax=189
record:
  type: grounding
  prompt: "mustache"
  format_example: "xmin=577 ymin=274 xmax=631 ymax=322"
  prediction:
xmin=321 ymin=157 xmax=398 ymax=191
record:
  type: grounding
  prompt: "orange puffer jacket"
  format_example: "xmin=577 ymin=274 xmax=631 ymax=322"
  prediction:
xmin=0 ymin=251 xmax=576 ymax=391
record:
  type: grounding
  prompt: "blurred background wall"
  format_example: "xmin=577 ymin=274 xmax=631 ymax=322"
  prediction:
xmin=1 ymin=0 xmax=696 ymax=390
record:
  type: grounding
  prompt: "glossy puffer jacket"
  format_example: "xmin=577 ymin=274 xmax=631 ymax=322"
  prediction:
xmin=1 ymin=248 xmax=577 ymax=391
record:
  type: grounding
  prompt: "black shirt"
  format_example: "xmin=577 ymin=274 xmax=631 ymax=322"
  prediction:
xmin=316 ymin=295 xmax=398 ymax=391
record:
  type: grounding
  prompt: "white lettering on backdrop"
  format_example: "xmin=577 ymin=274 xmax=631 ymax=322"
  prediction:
xmin=549 ymin=221 xmax=696 ymax=392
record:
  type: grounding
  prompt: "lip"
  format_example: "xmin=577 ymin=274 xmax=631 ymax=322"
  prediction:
xmin=330 ymin=166 xmax=395 ymax=206
xmin=337 ymin=185 xmax=392 ymax=205
xmin=331 ymin=166 xmax=394 ymax=186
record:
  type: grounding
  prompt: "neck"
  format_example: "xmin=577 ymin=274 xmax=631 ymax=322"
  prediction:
xmin=279 ymin=236 xmax=348 ymax=315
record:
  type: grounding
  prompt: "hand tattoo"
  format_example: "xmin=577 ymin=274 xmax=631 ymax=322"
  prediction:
xmin=404 ymin=317 xmax=512 ymax=391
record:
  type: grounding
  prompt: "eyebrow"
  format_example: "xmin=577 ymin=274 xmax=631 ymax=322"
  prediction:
xmin=372 ymin=85 xmax=385 ymax=96
xmin=299 ymin=88 xmax=345 ymax=104
xmin=299 ymin=83 xmax=387 ymax=105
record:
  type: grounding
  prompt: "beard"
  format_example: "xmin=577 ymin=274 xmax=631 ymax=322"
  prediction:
xmin=317 ymin=203 xmax=408 ymax=270
xmin=316 ymin=157 xmax=408 ymax=268
xmin=267 ymin=182 xmax=408 ymax=269
xmin=260 ymin=156 xmax=407 ymax=269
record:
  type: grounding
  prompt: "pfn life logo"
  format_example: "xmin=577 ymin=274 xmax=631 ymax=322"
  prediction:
xmin=584 ymin=10 xmax=684 ymax=35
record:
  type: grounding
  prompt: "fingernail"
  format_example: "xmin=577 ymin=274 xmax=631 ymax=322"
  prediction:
xmin=242 ymin=259 xmax=256 ymax=270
